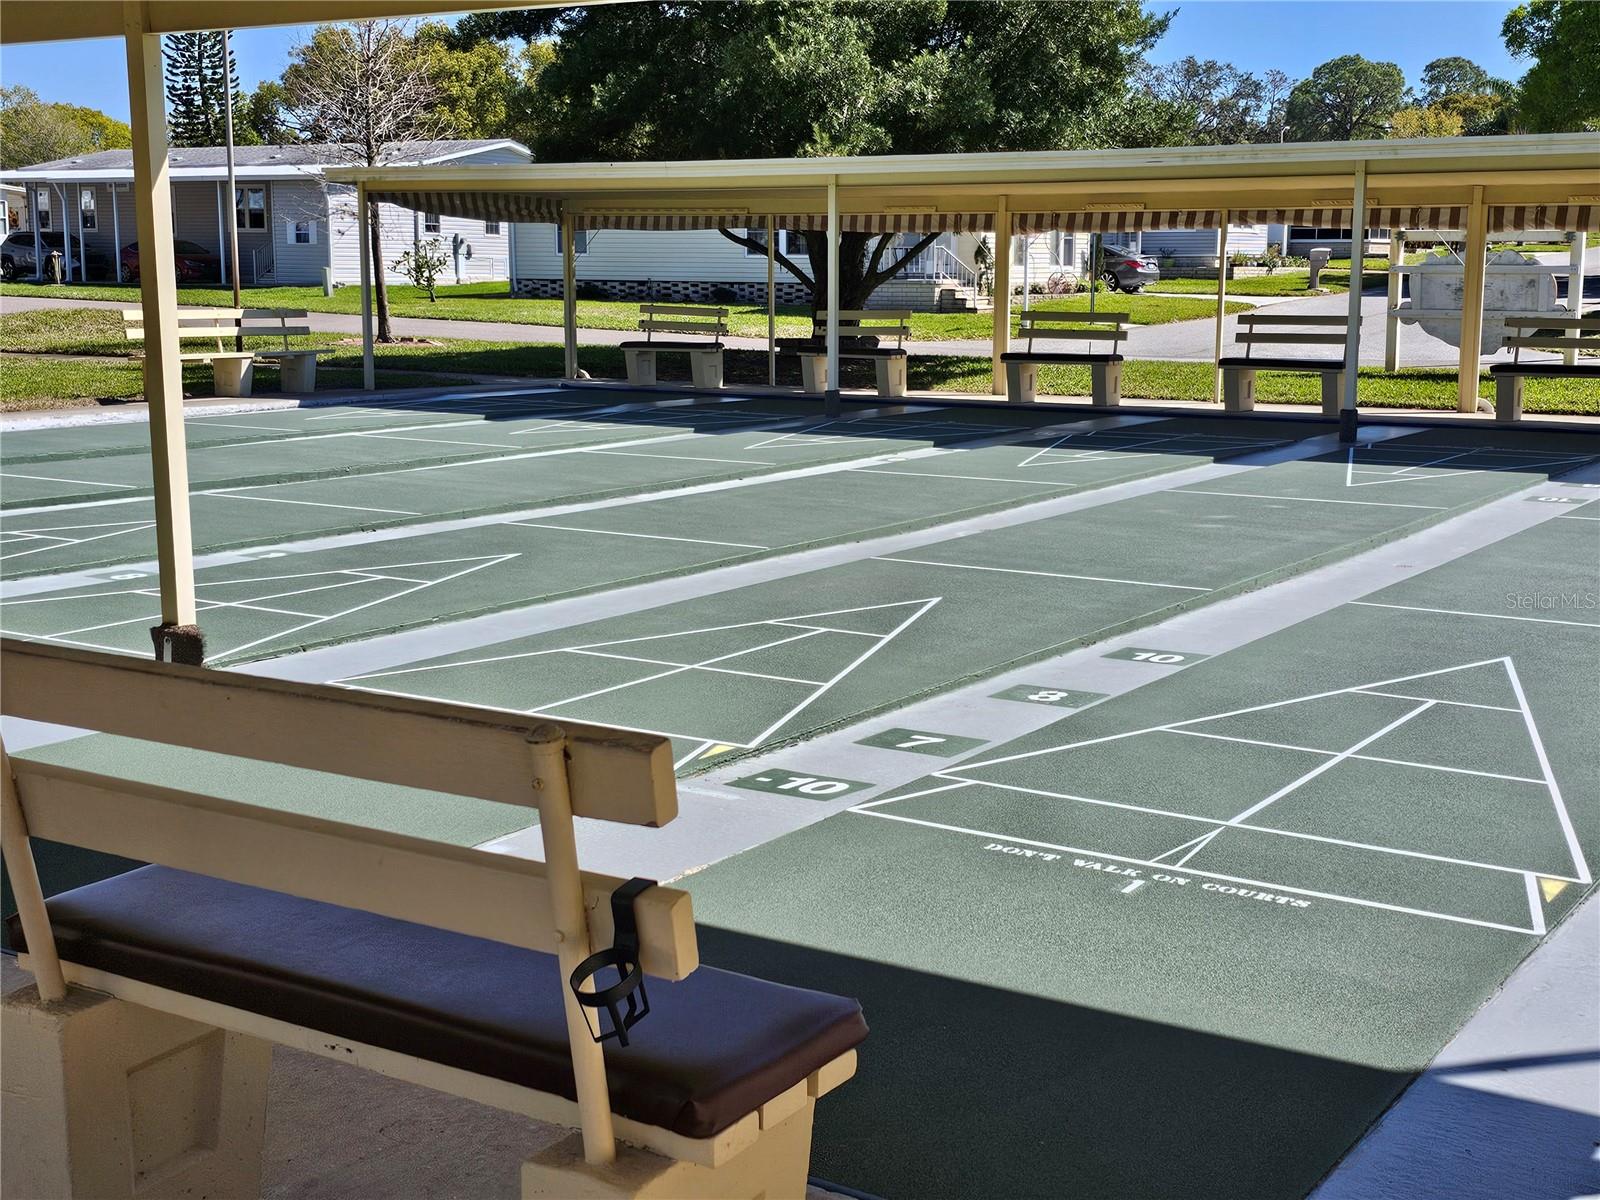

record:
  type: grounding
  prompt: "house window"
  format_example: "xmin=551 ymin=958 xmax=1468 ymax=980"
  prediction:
xmin=79 ymin=189 xmax=97 ymax=230
xmin=556 ymin=227 xmax=589 ymax=255
xmin=36 ymin=190 xmax=50 ymax=230
xmin=236 ymin=186 xmax=266 ymax=230
xmin=743 ymin=227 xmax=792 ymax=256
xmin=424 ymin=213 xmax=441 ymax=234
xmin=484 ymin=220 xmax=500 ymax=234
xmin=290 ymin=220 xmax=316 ymax=245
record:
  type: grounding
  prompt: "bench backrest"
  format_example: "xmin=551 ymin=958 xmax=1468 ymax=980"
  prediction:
xmin=124 ymin=307 xmax=244 ymax=355
xmin=637 ymin=303 xmax=728 ymax=343
xmin=810 ymin=309 xmax=912 ymax=349
xmin=241 ymin=307 xmax=314 ymax=350
xmin=1234 ymin=311 xmax=1360 ymax=360
xmin=1015 ymin=309 xmax=1129 ymax=354
xmin=1500 ymin=315 xmax=1600 ymax=362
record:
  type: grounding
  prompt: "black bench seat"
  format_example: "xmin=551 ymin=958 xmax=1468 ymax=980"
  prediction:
xmin=1488 ymin=360 xmax=1600 ymax=376
xmin=7 ymin=865 xmax=868 ymax=1141
xmin=1001 ymin=350 xmax=1124 ymax=365
xmin=618 ymin=339 xmax=725 ymax=352
xmin=1216 ymin=355 xmax=1344 ymax=370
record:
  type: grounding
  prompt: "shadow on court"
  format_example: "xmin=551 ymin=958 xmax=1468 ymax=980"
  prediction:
xmin=697 ymin=925 xmax=1407 ymax=1200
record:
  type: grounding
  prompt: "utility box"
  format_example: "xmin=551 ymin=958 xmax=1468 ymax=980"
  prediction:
xmin=1306 ymin=247 xmax=1332 ymax=290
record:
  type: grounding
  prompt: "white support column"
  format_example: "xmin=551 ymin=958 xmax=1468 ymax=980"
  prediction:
xmin=767 ymin=215 xmax=777 ymax=388
xmin=30 ymin=186 xmax=43 ymax=281
xmin=1458 ymin=184 xmax=1488 ymax=414
xmin=358 ymin=182 xmax=374 ymax=391
xmin=561 ymin=211 xmax=578 ymax=380
xmin=1384 ymin=229 xmax=1403 ymax=372
xmin=215 ymin=181 xmax=227 ymax=285
xmin=1565 ymin=232 xmax=1584 ymax=367
xmin=825 ymin=177 xmax=840 ymax=416
xmin=111 ymin=185 xmax=122 ymax=283
xmin=1212 ymin=214 xmax=1230 ymax=404
xmin=991 ymin=197 xmax=1010 ymax=395
xmin=124 ymin=5 xmax=196 ymax=636
xmin=1339 ymin=167 xmax=1368 ymax=442
xmin=74 ymin=184 xmax=85 ymax=282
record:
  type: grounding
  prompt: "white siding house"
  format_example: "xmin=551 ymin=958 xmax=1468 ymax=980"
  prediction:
xmin=1 ymin=140 xmax=530 ymax=287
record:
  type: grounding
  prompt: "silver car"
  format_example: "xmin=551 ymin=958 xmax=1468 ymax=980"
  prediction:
xmin=1100 ymin=245 xmax=1160 ymax=292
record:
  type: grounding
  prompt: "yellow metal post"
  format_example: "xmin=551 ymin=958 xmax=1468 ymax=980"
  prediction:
xmin=992 ymin=197 xmax=1010 ymax=395
xmin=124 ymin=3 xmax=195 ymax=636
xmin=825 ymin=177 xmax=841 ymax=416
xmin=767 ymin=214 xmax=777 ymax=387
xmin=1339 ymin=166 xmax=1368 ymax=441
xmin=1212 ymin=213 xmax=1230 ymax=403
xmin=358 ymin=181 xmax=374 ymax=390
xmin=562 ymin=211 xmax=578 ymax=379
xmin=1458 ymin=185 xmax=1488 ymax=413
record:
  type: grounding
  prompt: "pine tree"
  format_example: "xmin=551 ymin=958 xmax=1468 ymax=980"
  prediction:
xmin=164 ymin=32 xmax=244 ymax=147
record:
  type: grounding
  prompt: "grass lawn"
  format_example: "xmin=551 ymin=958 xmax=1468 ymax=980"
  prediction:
xmin=3 ymin=305 xmax=1590 ymax=416
xmin=0 ymin=279 xmax=1238 ymax=340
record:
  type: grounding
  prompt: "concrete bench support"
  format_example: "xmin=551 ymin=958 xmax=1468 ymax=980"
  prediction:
xmin=2 ymin=973 xmax=271 ymax=1200
xmin=206 ymin=354 xmax=254 ymax=398
xmin=1221 ymin=367 xmax=1343 ymax=417
xmin=258 ymin=351 xmax=320 ymax=395
xmin=624 ymin=348 xmax=724 ymax=390
xmin=1005 ymin=359 xmax=1120 ymax=406
xmin=1495 ymin=373 xmax=1523 ymax=422
xmin=797 ymin=353 xmax=906 ymax=398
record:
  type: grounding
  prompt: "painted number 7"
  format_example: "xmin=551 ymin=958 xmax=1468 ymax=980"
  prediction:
xmin=895 ymin=734 xmax=947 ymax=749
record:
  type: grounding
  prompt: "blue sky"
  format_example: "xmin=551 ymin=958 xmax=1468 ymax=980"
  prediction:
xmin=0 ymin=2 xmax=1525 ymax=124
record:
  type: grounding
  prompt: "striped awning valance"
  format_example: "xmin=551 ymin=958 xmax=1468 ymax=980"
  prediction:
xmin=1489 ymin=204 xmax=1597 ymax=231
xmin=573 ymin=211 xmax=995 ymax=233
xmin=367 ymin=190 xmax=561 ymax=224
xmin=1013 ymin=210 xmax=1224 ymax=234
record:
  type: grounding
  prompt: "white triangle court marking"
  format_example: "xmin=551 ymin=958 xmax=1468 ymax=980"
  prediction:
xmin=946 ymin=656 xmax=1591 ymax=884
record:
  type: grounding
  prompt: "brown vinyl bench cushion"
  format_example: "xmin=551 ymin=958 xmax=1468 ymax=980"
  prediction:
xmin=1217 ymin=356 xmax=1344 ymax=371
xmin=619 ymin=340 xmax=725 ymax=352
xmin=1488 ymin=360 xmax=1600 ymax=377
xmin=6 ymin=865 xmax=867 ymax=1140
xmin=1001 ymin=351 xmax=1124 ymax=364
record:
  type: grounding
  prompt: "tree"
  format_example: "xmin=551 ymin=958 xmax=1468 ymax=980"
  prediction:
xmin=282 ymin=20 xmax=452 ymax=342
xmin=1420 ymin=56 xmax=1493 ymax=105
xmin=1136 ymin=57 xmax=1295 ymax=145
xmin=1503 ymin=0 xmax=1600 ymax=132
xmin=238 ymin=81 xmax=296 ymax=146
xmin=392 ymin=237 xmax=448 ymax=301
xmin=1387 ymin=105 xmax=1465 ymax=139
xmin=164 ymin=31 xmax=242 ymax=147
xmin=1283 ymin=54 xmax=1406 ymax=141
xmin=412 ymin=22 xmax=522 ymax=139
xmin=0 ymin=86 xmax=131 ymax=168
xmin=455 ymin=0 xmax=1168 ymax=311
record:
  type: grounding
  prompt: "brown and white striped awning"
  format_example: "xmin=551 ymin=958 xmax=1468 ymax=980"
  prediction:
xmin=365 ymin=190 xmax=561 ymax=224
xmin=1012 ymin=210 xmax=1224 ymax=234
xmin=572 ymin=211 xmax=996 ymax=233
xmin=1488 ymin=204 xmax=1597 ymax=231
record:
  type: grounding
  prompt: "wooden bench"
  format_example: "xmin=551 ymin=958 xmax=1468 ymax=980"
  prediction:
xmin=619 ymin=304 xmax=728 ymax=390
xmin=0 ymin=638 xmax=865 ymax=1200
xmin=1000 ymin=310 xmax=1129 ymax=406
xmin=241 ymin=308 xmax=333 ymax=395
xmin=123 ymin=307 xmax=257 ymax=398
xmin=779 ymin=310 xmax=911 ymax=398
xmin=1489 ymin=316 xmax=1600 ymax=421
xmin=1219 ymin=312 xmax=1361 ymax=417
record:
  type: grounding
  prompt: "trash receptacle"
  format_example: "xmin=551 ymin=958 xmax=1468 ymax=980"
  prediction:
xmin=45 ymin=250 xmax=65 ymax=285
xmin=1307 ymin=247 xmax=1331 ymax=290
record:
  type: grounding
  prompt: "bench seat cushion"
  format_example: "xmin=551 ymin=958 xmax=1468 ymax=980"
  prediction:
xmin=619 ymin=341 xmax=724 ymax=352
xmin=7 ymin=866 xmax=867 ymax=1140
xmin=1000 ymin=351 xmax=1123 ymax=365
xmin=253 ymin=349 xmax=333 ymax=359
xmin=1217 ymin=356 xmax=1344 ymax=371
xmin=1488 ymin=360 xmax=1600 ymax=377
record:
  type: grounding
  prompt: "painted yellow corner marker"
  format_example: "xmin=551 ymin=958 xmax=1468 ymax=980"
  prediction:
xmin=704 ymin=744 xmax=737 ymax=758
xmin=1538 ymin=877 xmax=1569 ymax=903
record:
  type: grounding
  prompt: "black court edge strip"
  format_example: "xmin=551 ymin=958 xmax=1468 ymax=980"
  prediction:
xmin=806 ymin=1177 xmax=885 ymax=1200
xmin=190 ymin=427 xmax=1293 ymax=665
xmin=675 ymin=454 xmax=1596 ymax=778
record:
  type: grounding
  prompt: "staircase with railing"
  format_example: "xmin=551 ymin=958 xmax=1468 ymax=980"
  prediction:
xmin=249 ymin=246 xmax=276 ymax=285
xmin=894 ymin=242 xmax=982 ymax=311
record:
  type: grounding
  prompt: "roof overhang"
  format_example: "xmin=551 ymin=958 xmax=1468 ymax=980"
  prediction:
xmin=0 ymin=2 xmax=547 ymax=45
xmin=324 ymin=134 xmax=1600 ymax=221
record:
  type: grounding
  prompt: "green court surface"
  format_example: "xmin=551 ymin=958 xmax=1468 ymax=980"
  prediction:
xmin=0 ymin=404 xmax=1032 ymax=578
xmin=1 ymin=418 xmax=1299 ymax=662
xmin=339 ymin=431 xmax=1593 ymax=773
xmin=682 ymin=510 xmax=1599 ymax=1199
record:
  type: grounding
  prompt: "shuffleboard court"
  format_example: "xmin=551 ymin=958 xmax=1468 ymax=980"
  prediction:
xmin=341 ymin=429 xmax=1590 ymax=772
xmin=0 ymin=406 xmax=1032 ymax=578
xmin=678 ymin=508 xmax=1599 ymax=1199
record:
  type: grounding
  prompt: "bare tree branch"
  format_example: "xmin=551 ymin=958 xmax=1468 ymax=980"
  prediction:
xmin=715 ymin=226 xmax=814 ymax=289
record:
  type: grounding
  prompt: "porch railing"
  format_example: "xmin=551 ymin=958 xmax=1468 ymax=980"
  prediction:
xmin=897 ymin=243 xmax=978 ymax=291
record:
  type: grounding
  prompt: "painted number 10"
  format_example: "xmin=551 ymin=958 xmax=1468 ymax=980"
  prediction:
xmin=1130 ymin=651 xmax=1186 ymax=664
xmin=775 ymin=775 xmax=854 ymax=796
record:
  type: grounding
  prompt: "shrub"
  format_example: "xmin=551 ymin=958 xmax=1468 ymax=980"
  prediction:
xmin=390 ymin=238 xmax=448 ymax=301
xmin=710 ymin=285 xmax=740 ymax=304
xmin=576 ymin=282 xmax=609 ymax=301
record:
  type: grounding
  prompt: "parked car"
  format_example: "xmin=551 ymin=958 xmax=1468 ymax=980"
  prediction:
xmin=1100 ymin=245 xmax=1160 ymax=292
xmin=0 ymin=231 xmax=111 ymax=281
xmin=120 ymin=239 xmax=221 ymax=283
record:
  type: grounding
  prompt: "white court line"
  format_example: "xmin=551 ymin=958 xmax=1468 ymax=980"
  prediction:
xmin=505 ymin=521 xmax=769 ymax=550
xmin=0 ymin=521 xmax=156 ymax=561
xmin=857 ymin=467 xmax=1082 ymax=486
xmin=1354 ymin=688 xmax=1518 ymax=713
xmin=1352 ymin=600 xmax=1600 ymax=629
xmin=565 ymin=647 xmax=824 ymax=687
xmin=580 ymin=448 xmax=773 ymax=466
xmin=1178 ymin=488 xmax=1447 ymax=510
xmin=874 ymin=555 xmax=1211 ymax=592
xmin=201 ymin=492 xmax=421 ymax=516
xmin=851 ymin=779 xmax=975 ymax=812
xmin=1223 ymin=701 xmax=1436 ymax=826
xmin=1151 ymin=828 xmax=1222 ymax=867
xmin=1165 ymin=728 xmax=1547 ymax=785
xmin=352 ymin=432 xmax=523 ymax=450
xmin=848 ymin=808 xmax=1540 ymax=936
xmin=1 ymin=470 xmax=139 ymax=491
xmin=1504 ymin=657 xmax=1593 ymax=885
xmin=1525 ymin=872 xmax=1548 ymax=936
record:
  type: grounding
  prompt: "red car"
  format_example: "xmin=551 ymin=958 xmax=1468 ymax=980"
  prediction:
xmin=120 ymin=239 xmax=221 ymax=283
